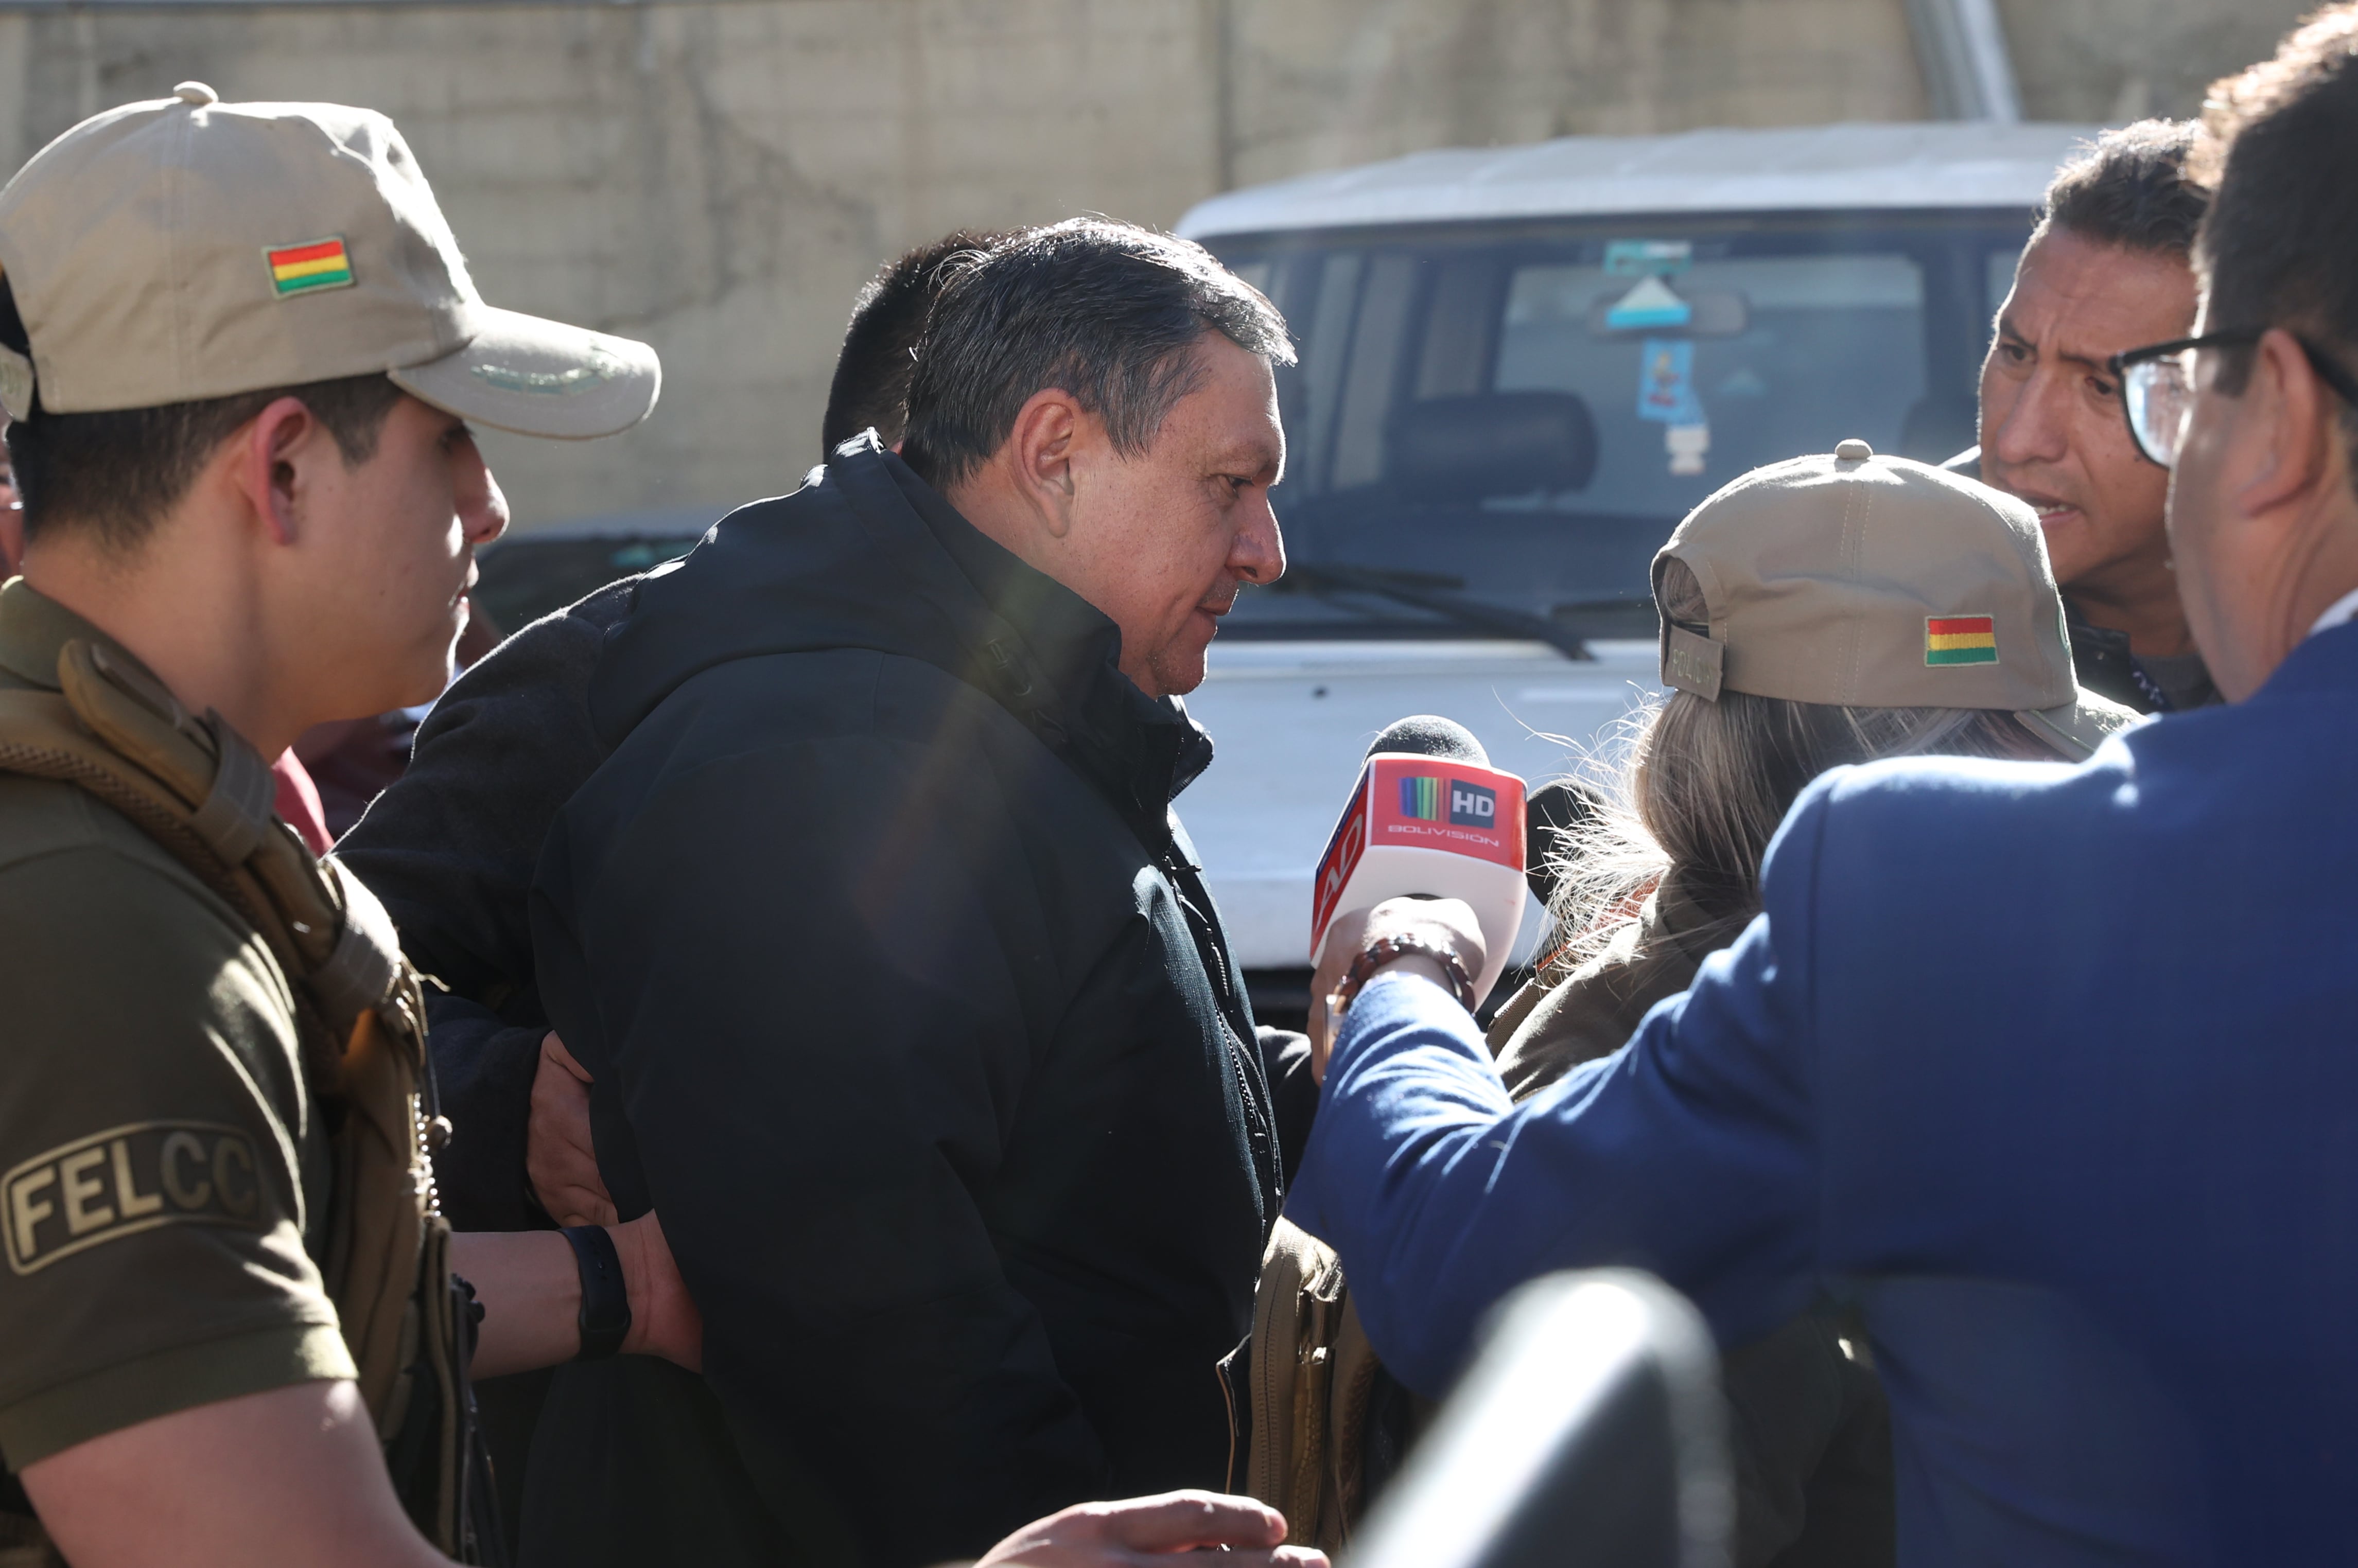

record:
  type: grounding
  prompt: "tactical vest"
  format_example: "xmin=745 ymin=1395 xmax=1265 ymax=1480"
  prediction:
xmin=0 ymin=638 xmax=500 ymax=1564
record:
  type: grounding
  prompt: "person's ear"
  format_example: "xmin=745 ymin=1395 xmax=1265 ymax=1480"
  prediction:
xmin=228 ymin=396 xmax=324 ymax=548
xmin=1003 ymin=388 xmax=1081 ymax=540
xmin=2228 ymin=329 xmax=2338 ymax=523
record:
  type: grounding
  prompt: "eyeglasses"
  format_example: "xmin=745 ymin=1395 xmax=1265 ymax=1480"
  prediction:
xmin=2109 ymin=329 xmax=2358 ymax=469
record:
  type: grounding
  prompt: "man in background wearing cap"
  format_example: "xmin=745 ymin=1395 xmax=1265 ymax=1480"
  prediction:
xmin=1965 ymin=119 xmax=2221 ymax=714
xmin=1282 ymin=7 xmax=2358 ymax=1558
xmin=0 ymin=83 xmax=699 ymax=1565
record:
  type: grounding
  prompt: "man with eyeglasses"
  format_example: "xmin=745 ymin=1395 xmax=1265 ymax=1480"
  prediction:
xmin=2109 ymin=34 xmax=2358 ymax=703
xmin=1277 ymin=6 xmax=2358 ymax=1563
xmin=1963 ymin=120 xmax=2221 ymax=714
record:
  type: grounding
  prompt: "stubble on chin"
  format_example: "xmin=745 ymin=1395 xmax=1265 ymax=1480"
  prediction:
xmin=1145 ymin=642 xmax=1213 ymax=699
xmin=1175 ymin=610 xmax=1234 ymax=694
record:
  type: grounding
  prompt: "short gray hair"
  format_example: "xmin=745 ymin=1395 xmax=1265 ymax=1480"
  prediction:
xmin=899 ymin=219 xmax=1294 ymax=490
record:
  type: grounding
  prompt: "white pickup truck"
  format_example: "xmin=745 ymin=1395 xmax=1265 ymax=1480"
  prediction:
xmin=1171 ymin=120 xmax=2095 ymax=1021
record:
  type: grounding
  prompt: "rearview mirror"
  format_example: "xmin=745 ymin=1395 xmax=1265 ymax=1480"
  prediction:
xmin=1386 ymin=391 xmax=1599 ymax=503
xmin=1588 ymin=290 xmax=1750 ymax=339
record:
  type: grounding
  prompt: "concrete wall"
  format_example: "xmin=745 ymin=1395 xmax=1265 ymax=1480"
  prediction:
xmin=1224 ymin=0 xmax=1930 ymax=185
xmin=1998 ymin=0 xmax=2317 ymax=124
xmin=0 ymin=0 xmax=2311 ymax=530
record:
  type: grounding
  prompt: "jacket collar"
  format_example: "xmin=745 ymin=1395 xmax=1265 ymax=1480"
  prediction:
xmin=2062 ymin=597 xmax=2126 ymax=646
xmin=600 ymin=441 xmax=1213 ymax=849
xmin=843 ymin=450 xmax=1215 ymax=847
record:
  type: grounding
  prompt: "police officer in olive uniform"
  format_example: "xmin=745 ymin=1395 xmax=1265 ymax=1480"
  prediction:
xmin=0 ymin=84 xmax=693 ymax=1567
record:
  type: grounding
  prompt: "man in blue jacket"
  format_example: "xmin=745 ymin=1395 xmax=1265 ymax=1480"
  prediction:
xmin=1287 ymin=10 xmax=2358 ymax=1564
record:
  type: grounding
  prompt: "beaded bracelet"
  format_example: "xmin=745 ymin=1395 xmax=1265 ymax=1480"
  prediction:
xmin=1328 ymin=931 xmax=1478 ymax=1020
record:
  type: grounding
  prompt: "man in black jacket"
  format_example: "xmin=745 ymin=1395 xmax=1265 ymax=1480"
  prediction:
xmin=523 ymin=220 xmax=1301 ymax=1568
xmin=336 ymin=232 xmax=1018 ymax=1561
xmin=340 ymin=230 xmax=1008 ymax=1237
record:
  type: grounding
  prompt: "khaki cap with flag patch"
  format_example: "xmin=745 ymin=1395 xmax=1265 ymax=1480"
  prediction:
xmin=1654 ymin=437 xmax=2139 ymax=760
xmin=0 ymin=82 xmax=657 ymax=438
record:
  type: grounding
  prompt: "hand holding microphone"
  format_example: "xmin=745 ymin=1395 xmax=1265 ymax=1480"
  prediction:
xmin=1308 ymin=896 xmax=1489 ymax=1081
xmin=1306 ymin=716 xmax=1527 ymax=1077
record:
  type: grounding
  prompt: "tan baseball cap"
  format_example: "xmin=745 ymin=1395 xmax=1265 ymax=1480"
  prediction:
xmin=0 ymin=82 xmax=658 ymax=438
xmin=1654 ymin=437 xmax=2139 ymax=760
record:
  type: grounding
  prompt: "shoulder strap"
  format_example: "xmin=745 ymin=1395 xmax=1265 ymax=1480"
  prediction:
xmin=0 ymin=641 xmax=373 ymax=1062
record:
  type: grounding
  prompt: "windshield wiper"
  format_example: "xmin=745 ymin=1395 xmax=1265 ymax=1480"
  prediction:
xmin=1276 ymin=561 xmax=1593 ymax=661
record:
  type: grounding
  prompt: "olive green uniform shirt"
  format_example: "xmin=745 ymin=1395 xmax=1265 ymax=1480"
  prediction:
xmin=0 ymin=580 xmax=353 ymax=1471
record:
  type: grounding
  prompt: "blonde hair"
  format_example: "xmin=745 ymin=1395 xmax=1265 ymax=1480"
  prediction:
xmin=1547 ymin=559 xmax=2065 ymax=968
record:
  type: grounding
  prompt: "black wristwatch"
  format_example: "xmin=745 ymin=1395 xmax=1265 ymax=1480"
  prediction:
xmin=562 ymin=1225 xmax=632 ymax=1361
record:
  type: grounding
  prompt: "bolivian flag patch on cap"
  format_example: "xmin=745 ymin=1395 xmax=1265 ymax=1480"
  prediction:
xmin=1926 ymin=615 xmax=1998 ymax=666
xmin=265 ymin=237 xmax=354 ymax=296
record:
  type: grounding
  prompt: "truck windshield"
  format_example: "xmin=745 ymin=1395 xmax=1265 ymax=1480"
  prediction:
xmin=1209 ymin=215 xmax=2030 ymax=642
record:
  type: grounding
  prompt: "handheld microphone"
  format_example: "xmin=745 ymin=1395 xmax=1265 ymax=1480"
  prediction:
xmin=1523 ymin=777 xmax=1609 ymax=908
xmin=1311 ymin=716 xmax=1528 ymax=1003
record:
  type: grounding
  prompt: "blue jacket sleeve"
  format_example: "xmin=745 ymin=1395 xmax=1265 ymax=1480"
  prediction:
xmin=1286 ymin=792 xmax=1831 ymax=1397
